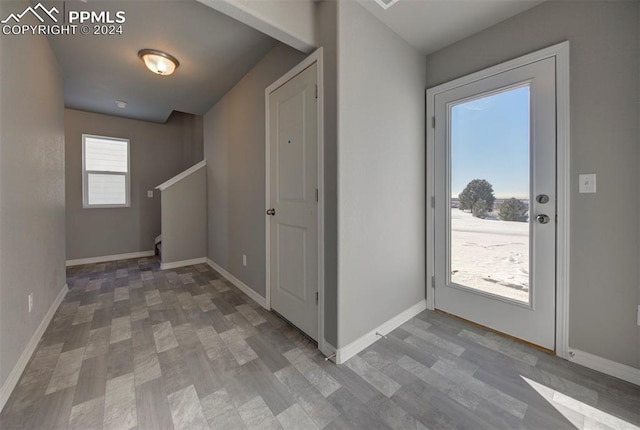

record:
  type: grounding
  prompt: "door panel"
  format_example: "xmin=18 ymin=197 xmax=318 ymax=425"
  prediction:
xmin=278 ymin=121 xmax=305 ymax=201
xmin=269 ymin=63 xmax=318 ymax=340
xmin=434 ymin=57 xmax=556 ymax=350
xmin=276 ymin=224 xmax=307 ymax=301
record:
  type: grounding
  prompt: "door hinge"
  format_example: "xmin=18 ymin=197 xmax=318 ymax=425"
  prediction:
xmin=431 ymin=196 xmax=435 ymax=208
xmin=316 ymin=292 xmax=319 ymax=305
xmin=432 ymin=116 xmax=435 ymax=128
xmin=315 ymin=85 xmax=318 ymax=99
xmin=316 ymin=188 xmax=319 ymax=202
xmin=431 ymin=276 xmax=435 ymax=288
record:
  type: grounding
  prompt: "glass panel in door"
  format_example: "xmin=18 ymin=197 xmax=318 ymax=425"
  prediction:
xmin=449 ymin=85 xmax=531 ymax=305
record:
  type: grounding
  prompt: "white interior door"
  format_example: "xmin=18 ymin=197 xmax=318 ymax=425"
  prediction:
xmin=433 ymin=57 xmax=557 ymax=350
xmin=268 ymin=63 xmax=318 ymax=340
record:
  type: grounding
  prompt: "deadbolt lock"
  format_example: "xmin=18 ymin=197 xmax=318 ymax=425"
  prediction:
xmin=536 ymin=194 xmax=550 ymax=204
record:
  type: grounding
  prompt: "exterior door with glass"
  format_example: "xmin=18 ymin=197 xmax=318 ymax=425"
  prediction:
xmin=432 ymin=57 xmax=557 ymax=350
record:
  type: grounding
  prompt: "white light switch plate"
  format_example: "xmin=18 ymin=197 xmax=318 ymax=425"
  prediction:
xmin=579 ymin=173 xmax=596 ymax=193
xmin=147 ymin=190 xmax=153 ymax=198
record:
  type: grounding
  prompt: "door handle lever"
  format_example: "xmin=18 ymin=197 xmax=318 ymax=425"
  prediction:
xmin=266 ymin=208 xmax=276 ymax=216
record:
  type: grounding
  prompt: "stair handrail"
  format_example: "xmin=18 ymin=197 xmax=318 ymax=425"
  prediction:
xmin=156 ymin=159 xmax=206 ymax=191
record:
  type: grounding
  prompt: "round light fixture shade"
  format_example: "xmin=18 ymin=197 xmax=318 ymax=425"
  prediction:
xmin=138 ymin=49 xmax=179 ymax=76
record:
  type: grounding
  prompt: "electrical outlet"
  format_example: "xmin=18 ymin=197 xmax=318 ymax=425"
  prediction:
xmin=28 ymin=293 xmax=33 ymax=313
xmin=147 ymin=190 xmax=154 ymax=198
xmin=242 ymin=254 xmax=247 ymax=267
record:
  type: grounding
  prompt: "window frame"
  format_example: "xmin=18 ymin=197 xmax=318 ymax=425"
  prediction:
xmin=82 ymin=134 xmax=131 ymax=209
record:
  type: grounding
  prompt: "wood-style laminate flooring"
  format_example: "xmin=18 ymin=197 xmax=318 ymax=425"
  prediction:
xmin=1 ymin=257 xmax=638 ymax=429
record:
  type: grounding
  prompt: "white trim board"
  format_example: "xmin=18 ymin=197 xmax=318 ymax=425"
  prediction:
xmin=66 ymin=250 xmax=155 ymax=267
xmin=0 ymin=284 xmax=68 ymax=412
xmin=569 ymin=349 xmax=640 ymax=387
xmin=206 ymin=259 xmax=268 ymax=309
xmin=160 ymin=257 xmax=207 ymax=271
xmin=156 ymin=160 xmax=207 ymax=191
xmin=425 ymin=41 xmax=570 ymax=358
xmin=196 ymin=0 xmax=316 ymax=53
xmin=335 ymin=300 xmax=427 ymax=365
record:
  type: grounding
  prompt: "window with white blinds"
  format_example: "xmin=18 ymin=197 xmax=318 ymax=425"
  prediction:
xmin=82 ymin=135 xmax=130 ymax=208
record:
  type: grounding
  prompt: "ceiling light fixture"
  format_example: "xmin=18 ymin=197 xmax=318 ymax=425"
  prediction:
xmin=138 ymin=49 xmax=179 ymax=76
xmin=115 ymin=100 xmax=127 ymax=109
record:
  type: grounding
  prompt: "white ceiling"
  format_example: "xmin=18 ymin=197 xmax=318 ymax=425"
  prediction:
xmin=357 ymin=0 xmax=546 ymax=55
xmin=44 ymin=0 xmax=277 ymax=123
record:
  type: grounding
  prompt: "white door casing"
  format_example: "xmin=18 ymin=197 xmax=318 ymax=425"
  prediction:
xmin=267 ymin=62 xmax=319 ymax=341
xmin=426 ymin=42 xmax=570 ymax=354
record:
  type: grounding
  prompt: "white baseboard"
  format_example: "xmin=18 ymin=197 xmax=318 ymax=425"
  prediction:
xmin=569 ymin=348 xmax=640 ymax=386
xmin=0 ymin=283 xmax=68 ymax=411
xmin=160 ymin=257 xmax=207 ymax=271
xmin=66 ymin=250 xmax=155 ymax=267
xmin=336 ymin=299 xmax=427 ymax=365
xmin=206 ymin=259 xmax=268 ymax=309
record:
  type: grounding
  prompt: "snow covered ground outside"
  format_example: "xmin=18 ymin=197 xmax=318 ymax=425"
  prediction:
xmin=450 ymin=209 xmax=530 ymax=303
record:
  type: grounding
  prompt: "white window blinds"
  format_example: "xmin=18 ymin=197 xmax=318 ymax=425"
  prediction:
xmin=82 ymin=135 xmax=130 ymax=207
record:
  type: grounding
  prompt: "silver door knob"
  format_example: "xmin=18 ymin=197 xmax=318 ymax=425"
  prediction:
xmin=266 ymin=208 xmax=276 ymax=216
xmin=536 ymin=214 xmax=550 ymax=224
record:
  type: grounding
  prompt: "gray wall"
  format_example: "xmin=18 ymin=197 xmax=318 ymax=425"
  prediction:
xmin=182 ymin=115 xmax=205 ymax=169
xmin=65 ymin=109 xmax=204 ymax=260
xmin=336 ymin=0 xmax=427 ymax=347
xmin=161 ymin=167 xmax=207 ymax=264
xmin=0 ymin=3 xmax=66 ymax=388
xmin=425 ymin=1 xmax=640 ymax=368
xmin=316 ymin=0 xmax=339 ymax=347
xmin=204 ymin=43 xmax=306 ymax=297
